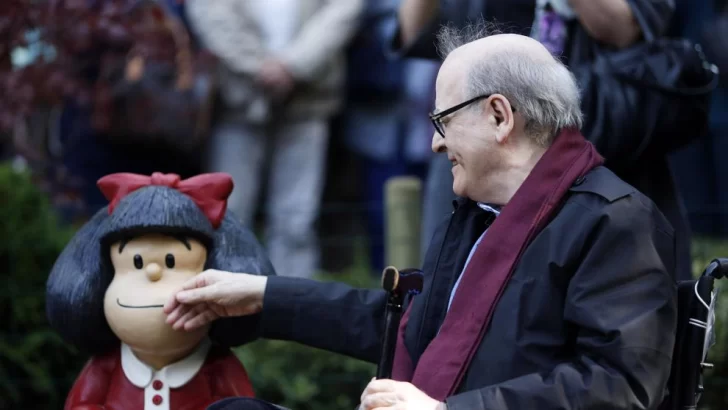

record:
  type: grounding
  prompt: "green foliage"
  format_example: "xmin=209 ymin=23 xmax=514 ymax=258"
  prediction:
xmin=0 ymin=162 xmax=85 ymax=409
xmin=235 ymin=268 xmax=378 ymax=410
xmin=236 ymin=340 xmax=374 ymax=409
xmin=2 ymin=158 xmax=728 ymax=409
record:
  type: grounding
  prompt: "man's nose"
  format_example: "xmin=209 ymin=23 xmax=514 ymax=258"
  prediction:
xmin=432 ymin=131 xmax=446 ymax=153
xmin=146 ymin=263 xmax=162 ymax=282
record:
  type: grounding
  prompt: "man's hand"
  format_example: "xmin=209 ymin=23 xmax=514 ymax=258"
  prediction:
xmin=567 ymin=0 xmax=641 ymax=48
xmin=360 ymin=379 xmax=446 ymax=410
xmin=163 ymin=269 xmax=268 ymax=331
xmin=255 ymin=58 xmax=295 ymax=100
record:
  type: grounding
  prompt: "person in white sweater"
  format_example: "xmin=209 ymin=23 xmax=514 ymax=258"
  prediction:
xmin=185 ymin=0 xmax=364 ymax=279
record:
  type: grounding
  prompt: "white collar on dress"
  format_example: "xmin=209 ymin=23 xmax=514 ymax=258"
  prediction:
xmin=121 ymin=338 xmax=211 ymax=389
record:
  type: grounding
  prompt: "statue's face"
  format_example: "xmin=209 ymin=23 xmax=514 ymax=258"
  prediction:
xmin=104 ymin=234 xmax=209 ymax=359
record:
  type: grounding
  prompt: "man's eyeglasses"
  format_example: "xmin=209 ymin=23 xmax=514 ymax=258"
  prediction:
xmin=429 ymin=94 xmax=516 ymax=138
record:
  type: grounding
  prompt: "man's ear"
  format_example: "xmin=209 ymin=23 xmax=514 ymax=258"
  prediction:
xmin=488 ymin=94 xmax=515 ymax=144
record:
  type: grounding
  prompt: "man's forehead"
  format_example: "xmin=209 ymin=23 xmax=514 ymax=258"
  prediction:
xmin=434 ymin=57 xmax=467 ymax=110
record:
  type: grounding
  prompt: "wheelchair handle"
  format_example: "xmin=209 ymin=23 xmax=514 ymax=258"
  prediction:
xmin=377 ymin=267 xmax=424 ymax=380
xmin=703 ymin=258 xmax=728 ymax=279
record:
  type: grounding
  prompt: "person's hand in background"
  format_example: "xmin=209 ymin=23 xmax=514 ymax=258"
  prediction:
xmin=567 ymin=0 xmax=642 ymax=48
xmin=163 ymin=269 xmax=268 ymax=331
xmin=256 ymin=58 xmax=296 ymax=101
xmin=398 ymin=0 xmax=441 ymax=47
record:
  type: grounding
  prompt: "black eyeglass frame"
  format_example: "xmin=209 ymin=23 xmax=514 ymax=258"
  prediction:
xmin=429 ymin=94 xmax=516 ymax=138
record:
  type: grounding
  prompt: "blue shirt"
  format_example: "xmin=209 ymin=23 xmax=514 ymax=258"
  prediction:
xmin=446 ymin=203 xmax=501 ymax=312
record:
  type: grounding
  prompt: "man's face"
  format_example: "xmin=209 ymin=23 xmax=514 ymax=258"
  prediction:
xmin=104 ymin=234 xmax=209 ymax=358
xmin=431 ymin=62 xmax=504 ymax=201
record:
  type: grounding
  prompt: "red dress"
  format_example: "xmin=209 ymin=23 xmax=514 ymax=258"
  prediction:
xmin=65 ymin=341 xmax=255 ymax=410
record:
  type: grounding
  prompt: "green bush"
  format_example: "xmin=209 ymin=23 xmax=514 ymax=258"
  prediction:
xmin=1 ymin=158 xmax=728 ymax=409
xmin=0 ymin=162 xmax=85 ymax=409
xmin=235 ymin=268 xmax=378 ymax=410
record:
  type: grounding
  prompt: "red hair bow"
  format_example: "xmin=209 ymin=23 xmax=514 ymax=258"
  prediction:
xmin=97 ymin=172 xmax=234 ymax=228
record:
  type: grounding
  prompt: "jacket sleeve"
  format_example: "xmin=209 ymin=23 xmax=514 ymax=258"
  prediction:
xmin=65 ymin=356 xmax=114 ymax=410
xmin=260 ymin=276 xmax=387 ymax=363
xmin=444 ymin=199 xmax=678 ymax=410
xmin=184 ymin=0 xmax=266 ymax=75
xmin=279 ymin=0 xmax=365 ymax=82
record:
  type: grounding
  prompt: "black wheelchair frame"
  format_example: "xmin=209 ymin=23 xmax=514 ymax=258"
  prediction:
xmin=661 ymin=258 xmax=728 ymax=410
xmin=207 ymin=260 xmax=728 ymax=410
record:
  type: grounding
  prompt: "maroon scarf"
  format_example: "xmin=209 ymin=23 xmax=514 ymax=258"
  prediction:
xmin=391 ymin=128 xmax=604 ymax=400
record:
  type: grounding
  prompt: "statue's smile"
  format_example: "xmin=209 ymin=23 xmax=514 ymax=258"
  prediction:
xmin=117 ymin=298 xmax=164 ymax=309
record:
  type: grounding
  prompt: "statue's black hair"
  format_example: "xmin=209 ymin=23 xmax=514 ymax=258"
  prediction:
xmin=45 ymin=185 xmax=275 ymax=355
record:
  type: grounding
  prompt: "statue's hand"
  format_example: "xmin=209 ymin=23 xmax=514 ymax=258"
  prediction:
xmin=163 ymin=269 xmax=267 ymax=331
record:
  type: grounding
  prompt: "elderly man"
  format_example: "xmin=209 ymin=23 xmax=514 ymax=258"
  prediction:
xmin=165 ymin=27 xmax=677 ymax=410
xmin=396 ymin=0 xmax=695 ymax=282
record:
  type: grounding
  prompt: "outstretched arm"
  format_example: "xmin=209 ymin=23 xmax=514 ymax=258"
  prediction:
xmin=260 ymin=276 xmax=387 ymax=363
xmin=165 ymin=272 xmax=388 ymax=364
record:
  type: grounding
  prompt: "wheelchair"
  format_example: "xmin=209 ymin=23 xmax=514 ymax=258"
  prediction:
xmin=208 ymin=260 xmax=728 ymax=410
xmin=661 ymin=258 xmax=727 ymax=410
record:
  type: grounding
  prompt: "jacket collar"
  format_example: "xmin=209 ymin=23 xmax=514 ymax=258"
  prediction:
xmin=121 ymin=338 xmax=211 ymax=389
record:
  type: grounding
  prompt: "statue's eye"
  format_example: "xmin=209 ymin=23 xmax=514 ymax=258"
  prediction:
xmin=165 ymin=254 xmax=175 ymax=269
xmin=133 ymin=254 xmax=143 ymax=269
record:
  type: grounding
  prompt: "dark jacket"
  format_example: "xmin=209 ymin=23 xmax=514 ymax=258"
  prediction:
xmin=258 ymin=166 xmax=678 ymax=410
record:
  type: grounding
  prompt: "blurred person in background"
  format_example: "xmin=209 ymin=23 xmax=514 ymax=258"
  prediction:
xmin=669 ymin=0 xmax=728 ymax=237
xmin=342 ymin=0 xmax=440 ymax=273
xmin=51 ymin=0 xmax=205 ymax=220
xmin=185 ymin=0 xmax=364 ymax=279
xmin=393 ymin=0 xmax=696 ymax=280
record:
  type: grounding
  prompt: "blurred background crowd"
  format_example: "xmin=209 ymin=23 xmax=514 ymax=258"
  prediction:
xmin=1 ymin=0 xmax=728 ymax=408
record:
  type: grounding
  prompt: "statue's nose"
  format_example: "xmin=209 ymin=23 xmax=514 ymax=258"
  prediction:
xmin=146 ymin=263 xmax=162 ymax=282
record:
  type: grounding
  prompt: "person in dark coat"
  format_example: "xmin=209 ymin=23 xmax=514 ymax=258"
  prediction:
xmin=164 ymin=28 xmax=677 ymax=410
xmin=397 ymin=0 xmax=695 ymax=282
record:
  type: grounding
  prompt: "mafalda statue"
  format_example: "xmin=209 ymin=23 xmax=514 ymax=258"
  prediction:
xmin=46 ymin=172 xmax=275 ymax=409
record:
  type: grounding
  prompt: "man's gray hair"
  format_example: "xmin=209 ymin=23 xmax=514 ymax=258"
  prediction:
xmin=436 ymin=21 xmax=583 ymax=146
